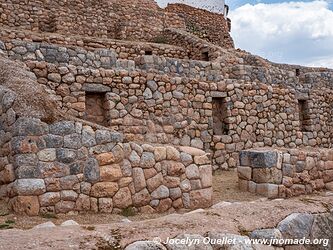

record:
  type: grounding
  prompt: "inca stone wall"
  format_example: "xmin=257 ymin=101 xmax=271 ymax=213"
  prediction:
xmin=165 ymin=3 xmax=234 ymax=49
xmin=0 ymin=0 xmax=332 ymax=216
xmin=2 ymin=117 xmax=212 ymax=216
xmin=238 ymin=148 xmax=333 ymax=198
xmin=0 ymin=0 xmax=185 ymax=42
xmin=0 ymin=38 xmax=332 ymax=172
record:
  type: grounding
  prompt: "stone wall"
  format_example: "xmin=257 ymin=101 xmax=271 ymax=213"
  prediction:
xmin=238 ymin=148 xmax=333 ymax=198
xmin=3 ymin=118 xmax=212 ymax=215
xmin=165 ymin=4 xmax=234 ymax=49
xmin=0 ymin=86 xmax=17 ymax=199
xmin=0 ymin=28 xmax=189 ymax=60
xmin=0 ymin=0 xmax=185 ymax=42
xmin=1 ymin=39 xmax=332 ymax=171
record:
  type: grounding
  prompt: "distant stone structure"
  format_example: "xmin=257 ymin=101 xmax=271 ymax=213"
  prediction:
xmin=0 ymin=0 xmax=332 ymax=215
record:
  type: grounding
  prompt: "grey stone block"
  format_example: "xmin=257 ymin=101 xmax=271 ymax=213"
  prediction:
xmin=56 ymin=148 xmax=77 ymax=163
xmin=50 ymin=121 xmax=75 ymax=135
xmin=13 ymin=117 xmax=48 ymax=136
xmin=83 ymin=158 xmax=100 ymax=183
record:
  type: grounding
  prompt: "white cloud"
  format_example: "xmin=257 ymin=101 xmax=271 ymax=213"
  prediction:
xmin=156 ymin=0 xmax=226 ymax=12
xmin=229 ymin=1 xmax=333 ymax=68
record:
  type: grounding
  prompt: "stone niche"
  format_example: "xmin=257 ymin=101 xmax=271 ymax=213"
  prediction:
xmin=83 ymin=83 xmax=111 ymax=126
xmin=85 ymin=92 xmax=108 ymax=126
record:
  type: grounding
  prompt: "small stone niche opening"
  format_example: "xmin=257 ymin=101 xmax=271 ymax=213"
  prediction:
xmin=298 ymin=99 xmax=310 ymax=132
xmin=212 ymin=97 xmax=229 ymax=135
xmin=145 ymin=50 xmax=153 ymax=55
xmin=296 ymin=68 xmax=300 ymax=76
xmin=85 ymin=92 xmax=108 ymax=126
xmin=201 ymin=51 xmax=210 ymax=61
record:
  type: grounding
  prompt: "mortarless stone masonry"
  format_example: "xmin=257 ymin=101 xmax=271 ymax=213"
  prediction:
xmin=0 ymin=0 xmax=332 ymax=215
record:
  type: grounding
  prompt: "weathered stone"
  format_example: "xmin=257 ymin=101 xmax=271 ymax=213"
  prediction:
xmin=189 ymin=188 xmax=212 ymax=209
xmin=277 ymin=213 xmax=314 ymax=239
xmin=100 ymin=164 xmax=123 ymax=182
xmin=13 ymin=118 xmax=48 ymax=136
xmin=33 ymin=221 xmax=56 ymax=229
xmin=154 ymin=147 xmax=167 ymax=161
xmin=156 ymin=198 xmax=172 ymax=213
xmin=194 ymin=154 xmax=210 ymax=165
xmin=207 ymin=232 xmax=253 ymax=250
xmin=37 ymin=148 xmax=56 ymax=162
xmin=133 ymin=168 xmax=146 ymax=192
xmin=83 ymin=158 xmax=100 ymax=183
xmin=50 ymin=121 xmax=75 ymax=135
xmin=199 ymin=165 xmax=212 ymax=188
xmin=166 ymin=234 xmax=213 ymax=250
xmin=61 ymin=190 xmax=78 ymax=201
xmin=59 ymin=175 xmax=79 ymax=190
xmin=240 ymin=149 xmax=279 ymax=168
xmin=91 ymin=182 xmax=118 ymax=198
xmin=60 ymin=220 xmax=79 ymax=226
xmin=55 ymin=200 xmax=75 ymax=214
xmin=10 ymin=196 xmax=40 ymax=216
xmin=250 ymin=228 xmax=283 ymax=241
xmin=56 ymin=148 xmax=77 ymax=163
xmin=185 ymin=164 xmax=200 ymax=179
xmin=147 ymin=173 xmax=163 ymax=193
xmin=75 ymin=194 xmax=91 ymax=211
xmin=237 ymin=166 xmax=252 ymax=180
xmin=125 ymin=241 xmax=166 ymax=250
xmin=166 ymin=146 xmax=180 ymax=161
xmin=113 ymin=187 xmax=133 ymax=208
xmin=132 ymin=188 xmax=150 ymax=207
xmin=151 ymin=185 xmax=169 ymax=199
xmin=98 ymin=198 xmax=113 ymax=213
xmin=39 ymin=192 xmax=61 ymax=206
xmin=140 ymin=152 xmax=155 ymax=168
xmin=14 ymin=179 xmax=46 ymax=196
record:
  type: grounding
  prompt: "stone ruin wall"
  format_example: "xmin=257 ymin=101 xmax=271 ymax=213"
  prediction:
xmin=1 ymin=38 xmax=332 ymax=172
xmin=165 ymin=3 xmax=234 ymax=49
xmin=0 ymin=0 xmax=332 ymax=216
xmin=0 ymin=0 xmax=235 ymax=50
xmin=238 ymin=148 xmax=333 ymax=197
xmin=0 ymin=86 xmax=212 ymax=216
xmin=0 ymin=0 xmax=184 ymax=42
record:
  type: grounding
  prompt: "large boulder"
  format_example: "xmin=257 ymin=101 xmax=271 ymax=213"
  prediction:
xmin=277 ymin=213 xmax=314 ymax=239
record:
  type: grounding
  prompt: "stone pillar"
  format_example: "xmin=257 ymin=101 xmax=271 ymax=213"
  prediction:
xmin=238 ymin=148 xmax=283 ymax=198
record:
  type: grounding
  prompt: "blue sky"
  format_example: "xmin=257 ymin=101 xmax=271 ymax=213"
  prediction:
xmin=157 ymin=0 xmax=333 ymax=68
xmin=228 ymin=0 xmax=333 ymax=9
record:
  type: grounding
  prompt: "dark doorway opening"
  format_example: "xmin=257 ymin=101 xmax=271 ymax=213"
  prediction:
xmin=298 ymin=99 xmax=310 ymax=132
xmin=212 ymin=97 xmax=229 ymax=135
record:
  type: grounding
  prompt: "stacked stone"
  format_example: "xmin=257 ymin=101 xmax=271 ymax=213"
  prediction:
xmin=0 ymin=28 xmax=190 ymax=61
xmin=238 ymin=149 xmax=283 ymax=198
xmin=238 ymin=148 xmax=333 ymax=198
xmin=3 ymin=116 xmax=212 ymax=215
xmin=0 ymin=0 xmax=185 ymax=42
xmin=0 ymin=87 xmax=17 ymax=199
xmin=165 ymin=4 xmax=235 ymax=49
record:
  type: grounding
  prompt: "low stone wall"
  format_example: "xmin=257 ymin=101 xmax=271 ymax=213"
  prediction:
xmin=0 ymin=28 xmax=189 ymax=60
xmin=238 ymin=148 xmax=333 ymax=198
xmin=2 ymin=118 xmax=212 ymax=215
